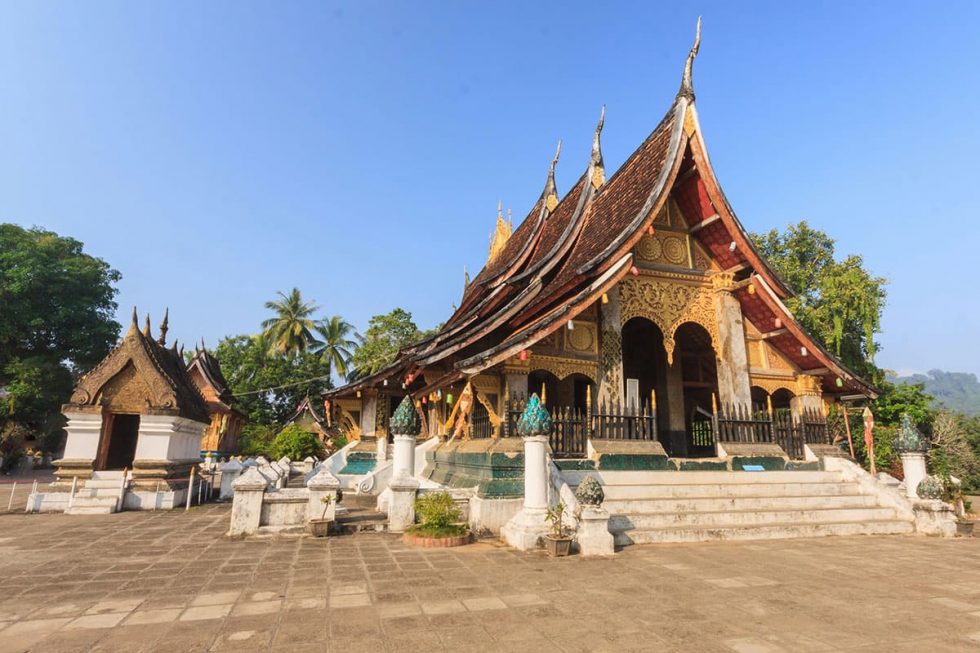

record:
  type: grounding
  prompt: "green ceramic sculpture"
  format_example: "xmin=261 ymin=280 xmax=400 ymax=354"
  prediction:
xmin=575 ymin=474 xmax=605 ymax=506
xmin=517 ymin=394 xmax=553 ymax=437
xmin=390 ymin=395 xmax=421 ymax=436
xmin=894 ymin=413 xmax=928 ymax=453
xmin=916 ymin=475 xmax=944 ymax=500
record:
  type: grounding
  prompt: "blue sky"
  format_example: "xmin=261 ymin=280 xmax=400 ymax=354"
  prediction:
xmin=1 ymin=1 xmax=978 ymax=376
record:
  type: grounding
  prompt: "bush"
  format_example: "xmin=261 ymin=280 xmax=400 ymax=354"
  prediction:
xmin=238 ymin=424 xmax=277 ymax=457
xmin=272 ymin=424 xmax=325 ymax=460
xmin=408 ymin=491 xmax=467 ymax=537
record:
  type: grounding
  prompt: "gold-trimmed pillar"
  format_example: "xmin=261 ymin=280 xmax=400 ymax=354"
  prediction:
xmin=712 ymin=273 xmax=752 ymax=410
xmin=597 ymin=285 xmax=624 ymax=406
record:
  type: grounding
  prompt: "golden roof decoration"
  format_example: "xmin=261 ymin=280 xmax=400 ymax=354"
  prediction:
xmin=487 ymin=200 xmax=513 ymax=262
xmin=546 ymin=140 xmax=561 ymax=212
xmin=590 ymin=105 xmax=606 ymax=190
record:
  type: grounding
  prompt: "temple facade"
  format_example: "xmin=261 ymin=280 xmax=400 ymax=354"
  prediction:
xmin=187 ymin=345 xmax=246 ymax=457
xmin=324 ymin=23 xmax=874 ymax=465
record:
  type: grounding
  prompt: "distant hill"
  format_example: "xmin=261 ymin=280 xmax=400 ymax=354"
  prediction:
xmin=889 ymin=369 xmax=980 ymax=416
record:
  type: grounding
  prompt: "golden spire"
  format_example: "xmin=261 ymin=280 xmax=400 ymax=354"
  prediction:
xmin=678 ymin=17 xmax=702 ymax=100
xmin=487 ymin=199 xmax=513 ymax=263
xmin=545 ymin=139 xmax=561 ymax=212
xmin=158 ymin=308 xmax=169 ymax=345
xmin=590 ymin=105 xmax=605 ymax=190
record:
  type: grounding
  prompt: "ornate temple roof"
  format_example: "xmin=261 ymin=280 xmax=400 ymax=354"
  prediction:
xmin=187 ymin=344 xmax=242 ymax=415
xmin=65 ymin=309 xmax=211 ymax=423
xmin=326 ymin=19 xmax=875 ymax=400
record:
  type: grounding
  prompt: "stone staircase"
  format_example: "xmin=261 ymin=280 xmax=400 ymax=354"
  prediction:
xmin=335 ymin=493 xmax=387 ymax=534
xmin=580 ymin=470 xmax=914 ymax=545
xmin=65 ymin=471 xmax=128 ymax=515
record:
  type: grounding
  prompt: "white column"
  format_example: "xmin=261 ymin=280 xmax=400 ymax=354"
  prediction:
xmin=228 ymin=467 xmax=267 ymax=536
xmin=901 ymin=452 xmax=928 ymax=499
xmin=392 ymin=433 xmax=416 ymax=481
xmin=501 ymin=435 xmax=550 ymax=550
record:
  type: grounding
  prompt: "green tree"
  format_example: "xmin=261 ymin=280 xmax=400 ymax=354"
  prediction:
xmin=313 ymin=315 xmax=358 ymax=380
xmin=874 ymin=381 xmax=934 ymax=430
xmin=0 ymin=224 xmax=121 ymax=451
xmin=212 ymin=335 xmax=333 ymax=426
xmin=272 ymin=423 xmax=325 ymax=460
xmin=261 ymin=288 xmax=319 ymax=358
xmin=349 ymin=308 xmax=431 ymax=379
xmin=752 ymin=221 xmax=886 ymax=380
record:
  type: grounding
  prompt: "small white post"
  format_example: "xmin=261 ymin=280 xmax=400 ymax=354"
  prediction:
xmin=197 ymin=471 xmax=204 ymax=504
xmin=26 ymin=479 xmax=37 ymax=513
xmin=6 ymin=482 xmax=15 ymax=512
xmin=501 ymin=435 xmax=551 ymax=550
xmin=186 ymin=466 xmax=196 ymax=511
xmin=116 ymin=468 xmax=128 ymax=512
xmin=68 ymin=476 xmax=78 ymax=509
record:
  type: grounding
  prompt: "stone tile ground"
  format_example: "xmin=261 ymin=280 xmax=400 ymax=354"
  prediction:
xmin=1 ymin=504 xmax=980 ymax=651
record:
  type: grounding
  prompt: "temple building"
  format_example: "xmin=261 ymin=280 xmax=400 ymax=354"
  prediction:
xmin=324 ymin=21 xmax=874 ymax=467
xmin=187 ymin=344 xmax=246 ymax=457
xmin=36 ymin=310 xmax=241 ymax=513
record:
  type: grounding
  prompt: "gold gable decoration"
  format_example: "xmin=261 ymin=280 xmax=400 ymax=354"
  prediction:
xmin=530 ymin=354 xmax=598 ymax=382
xmin=487 ymin=201 xmax=513 ymax=263
xmin=619 ymin=276 xmax=720 ymax=364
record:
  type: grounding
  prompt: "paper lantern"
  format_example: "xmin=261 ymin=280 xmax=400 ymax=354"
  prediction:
xmin=422 ymin=395 xmax=428 ymax=404
xmin=383 ymin=379 xmax=388 ymax=387
xmin=729 ymin=241 xmax=737 ymax=252
xmin=446 ymin=393 xmax=454 ymax=405
xmin=519 ymin=350 xmax=528 ymax=361
xmin=567 ymin=320 xmax=574 ymax=330
xmin=836 ymin=377 xmax=844 ymax=388
xmin=748 ymin=283 xmax=755 ymax=295
xmin=356 ymin=390 xmax=362 ymax=398
xmin=601 ymin=293 xmax=609 ymax=304
xmin=774 ymin=318 xmax=782 ymax=328
xmin=630 ymin=266 xmax=639 ymax=276
xmin=647 ymin=225 xmax=655 ymax=235
xmin=800 ymin=346 xmax=808 ymax=357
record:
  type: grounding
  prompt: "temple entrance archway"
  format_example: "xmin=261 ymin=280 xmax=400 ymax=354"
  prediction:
xmin=99 ymin=413 xmax=140 ymax=471
xmin=622 ymin=317 xmax=671 ymax=448
xmin=676 ymin=322 xmax=719 ymax=457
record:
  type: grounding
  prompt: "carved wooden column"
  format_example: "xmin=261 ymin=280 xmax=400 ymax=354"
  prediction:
xmin=791 ymin=374 xmax=824 ymax=417
xmin=597 ymin=285 xmax=624 ymax=406
xmin=712 ymin=273 xmax=752 ymax=410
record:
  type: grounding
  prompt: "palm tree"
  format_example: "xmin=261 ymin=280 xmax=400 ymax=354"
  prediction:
xmin=313 ymin=315 xmax=359 ymax=379
xmin=261 ymin=288 xmax=319 ymax=357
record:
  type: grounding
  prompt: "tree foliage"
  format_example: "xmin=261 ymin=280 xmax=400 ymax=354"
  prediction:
xmin=212 ymin=334 xmax=333 ymax=426
xmin=260 ymin=288 xmax=319 ymax=358
xmin=349 ymin=308 xmax=433 ymax=379
xmin=891 ymin=369 xmax=980 ymax=417
xmin=313 ymin=315 xmax=358 ymax=379
xmin=0 ymin=224 xmax=121 ymax=451
xmin=752 ymin=221 xmax=886 ymax=381
xmin=272 ymin=423 xmax=325 ymax=460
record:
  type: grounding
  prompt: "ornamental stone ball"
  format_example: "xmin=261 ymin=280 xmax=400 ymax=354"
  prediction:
xmin=916 ymin=475 xmax=944 ymax=500
xmin=575 ymin=474 xmax=605 ymax=506
xmin=895 ymin=413 xmax=928 ymax=453
xmin=390 ymin=396 xmax=421 ymax=436
xmin=517 ymin=394 xmax=553 ymax=437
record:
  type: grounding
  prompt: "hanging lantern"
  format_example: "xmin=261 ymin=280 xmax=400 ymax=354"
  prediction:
xmin=401 ymin=382 xmax=406 ymax=390
xmin=630 ymin=266 xmax=639 ymax=276
xmin=747 ymin=283 xmax=755 ymax=295
xmin=647 ymin=225 xmax=655 ymax=235
xmin=800 ymin=346 xmax=808 ymax=357
xmin=436 ymin=389 xmax=442 ymax=399
xmin=836 ymin=377 xmax=844 ymax=388
xmin=774 ymin=318 xmax=782 ymax=328
xmin=422 ymin=395 xmax=428 ymax=404
xmin=601 ymin=293 xmax=609 ymax=304
xmin=567 ymin=320 xmax=574 ymax=330
xmin=356 ymin=390 xmax=362 ymax=398
xmin=519 ymin=350 xmax=528 ymax=361
xmin=446 ymin=393 xmax=454 ymax=405
xmin=383 ymin=379 xmax=388 ymax=387
xmin=729 ymin=241 xmax=737 ymax=252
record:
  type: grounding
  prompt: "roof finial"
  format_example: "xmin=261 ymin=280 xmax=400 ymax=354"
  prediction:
xmin=143 ymin=313 xmax=152 ymax=338
xmin=488 ymin=200 xmax=513 ymax=263
xmin=544 ymin=139 xmax=561 ymax=212
xmin=591 ymin=105 xmax=606 ymax=190
xmin=127 ymin=306 xmax=139 ymax=337
xmin=497 ymin=199 xmax=503 ymax=219
xmin=463 ymin=265 xmax=470 ymax=288
xmin=158 ymin=307 xmax=169 ymax=345
xmin=678 ymin=17 xmax=702 ymax=100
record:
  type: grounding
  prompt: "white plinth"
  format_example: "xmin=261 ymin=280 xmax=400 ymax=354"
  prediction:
xmin=576 ymin=506 xmax=615 ymax=556
xmin=392 ymin=433 xmax=416 ymax=481
xmin=901 ymin=452 xmax=928 ymax=499
xmin=388 ymin=478 xmax=419 ymax=533
xmin=502 ymin=435 xmax=550 ymax=551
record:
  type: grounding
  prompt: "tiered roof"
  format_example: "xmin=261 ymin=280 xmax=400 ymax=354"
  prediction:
xmin=327 ymin=19 xmax=874 ymax=400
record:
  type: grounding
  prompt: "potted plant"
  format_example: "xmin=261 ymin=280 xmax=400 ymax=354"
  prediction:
xmin=308 ymin=494 xmax=333 ymax=537
xmin=404 ymin=491 xmax=471 ymax=547
xmin=544 ymin=502 xmax=573 ymax=557
xmin=944 ymin=478 xmax=974 ymax=537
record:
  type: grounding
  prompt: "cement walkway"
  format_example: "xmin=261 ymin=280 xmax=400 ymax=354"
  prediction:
xmin=1 ymin=503 xmax=980 ymax=651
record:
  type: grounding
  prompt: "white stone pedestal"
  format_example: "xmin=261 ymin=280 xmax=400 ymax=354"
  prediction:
xmin=576 ymin=506 xmax=615 ymax=556
xmin=901 ymin=452 xmax=928 ymax=499
xmin=307 ymin=468 xmax=340 ymax=523
xmin=219 ymin=460 xmax=243 ymax=500
xmin=502 ymin=435 xmax=550 ymax=551
xmin=228 ymin=468 xmax=268 ymax=536
xmin=388 ymin=479 xmax=419 ymax=532
xmin=392 ymin=433 xmax=416 ymax=480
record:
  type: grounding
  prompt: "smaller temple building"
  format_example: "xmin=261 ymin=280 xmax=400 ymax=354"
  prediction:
xmin=35 ymin=310 xmax=242 ymax=513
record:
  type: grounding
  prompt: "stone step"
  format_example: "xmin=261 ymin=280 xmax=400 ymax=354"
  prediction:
xmin=573 ymin=470 xmax=845 ymax=486
xmin=336 ymin=508 xmax=387 ymax=534
xmin=85 ymin=479 xmax=128 ymax=489
xmin=610 ymin=506 xmax=900 ymax=530
xmin=598 ymin=481 xmax=860 ymax=500
xmin=603 ymin=493 xmax=879 ymax=514
xmin=65 ymin=506 xmax=117 ymax=515
xmin=66 ymin=495 xmax=119 ymax=515
xmin=615 ymin=518 xmax=914 ymax=545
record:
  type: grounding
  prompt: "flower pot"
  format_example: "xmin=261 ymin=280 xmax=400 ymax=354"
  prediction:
xmin=544 ymin=535 xmax=573 ymax=557
xmin=403 ymin=531 xmax=471 ymax=548
xmin=956 ymin=520 xmax=975 ymax=538
xmin=308 ymin=518 xmax=332 ymax=537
